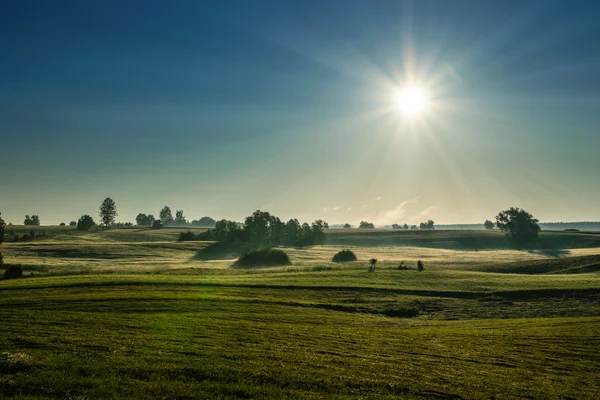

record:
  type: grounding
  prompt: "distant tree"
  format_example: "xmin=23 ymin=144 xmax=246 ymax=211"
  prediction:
xmin=175 ymin=210 xmax=187 ymax=226
xmin=403 ymin=224 xmax=409 ymax=230
xmin=136 ymin=213 xmax=151 ymax=226
xmin=417 ymin=260 xmax=424 ymax=271
xmin=419 ymin=220 xmax=435 ymax=230
xmin=359 ymin=221 xmax=375 ymax=229
xmin=392 ymin=224 xmax=400 ymax=229
xmin=191 ymin=217 xmax=216 ymax=227
xmin=284 ymin=219 xmax=302 ymax=246
xmin=77 ymin=215 xmax=96 ymax=231
xmin=343 ymin=223 xmax=352 ymax=229
xmin=24 ymin=215 xmax=40 ymax=226
xmin=495 ymin=207 xmax=541 ymax=247
xmin=59 ymin=222 xmax=66 ymax=226
xmin=99 ymin=197 xmax=117 ymax=227
xmin=410 ymin=225 xmax=418 ymax=229
xmin=69 ymin=221 xmax=77 ymax=227
xmin=484 ymin=219 xmax=495 ymax=230
xmin=159 ymin=206 xmax=173 ymax=225
xmin=0 ymin=212 xmax=5 ymax=244
xmin=311 ymin=219 xmax=329 ymax=244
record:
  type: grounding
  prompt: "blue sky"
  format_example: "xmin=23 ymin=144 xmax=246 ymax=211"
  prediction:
xmin=1 ymin=0 xmax=600 ymax=225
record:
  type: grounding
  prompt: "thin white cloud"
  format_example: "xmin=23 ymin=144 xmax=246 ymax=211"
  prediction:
xmin=333 ymin=205 xmax=341 ymax=211
xmin=375 ymin=196 xmax=383 ymax=201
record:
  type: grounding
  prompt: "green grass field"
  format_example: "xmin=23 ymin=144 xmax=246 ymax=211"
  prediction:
xmin=1 ymin=228 xmax=600 ymax=399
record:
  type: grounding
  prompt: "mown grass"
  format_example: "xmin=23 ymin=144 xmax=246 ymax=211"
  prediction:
xmin=1 ymin=230 xmax=600 ymax=398
xmin=1 ymin=272 xmax=599 ymax=399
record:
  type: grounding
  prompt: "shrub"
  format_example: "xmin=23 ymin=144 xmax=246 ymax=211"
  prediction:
xmin=178 ymin=231 xmax=197 ymax=241
xmin=77 ymin=215 xmax=96 ymax=231
xmin=151 ymin=220 xmax=163 ymax=230
xmin=59 ymin=222 xmax=66 ymax=226
xmin=3 ymin=265 xmax=23 ymax=280
xmin=69 ymin=221 xmax=76 ymax=226
xmin=332 ymin=249 xmax=357 ymax=263
xmin=417 ymin=260 xmax=424 ymax=271
xmin=236 ymin=248 xmax=291 ymax=267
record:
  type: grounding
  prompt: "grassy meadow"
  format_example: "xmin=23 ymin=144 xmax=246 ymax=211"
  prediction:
xmin=1 ymin=227 xmax=600 ymax=398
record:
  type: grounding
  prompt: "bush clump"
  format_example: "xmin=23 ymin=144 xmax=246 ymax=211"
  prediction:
xmin=417 ymin=260 xmax=424 ymax=271
xmin=151 ymin=220 xmax=163 ymax=230
xmin=178 ymin=231 xmax=197 ymax=241
xmin=332 ymin=249 xmax=357 ymax=263
xmin=236 ymin=248 xmax=291 ymax=267
xmin=3 ymin=265 xmax=23 ymax=280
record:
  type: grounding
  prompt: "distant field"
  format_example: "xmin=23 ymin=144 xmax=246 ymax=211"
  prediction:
xmin=1 ymin=228 xmax=599 ymax=398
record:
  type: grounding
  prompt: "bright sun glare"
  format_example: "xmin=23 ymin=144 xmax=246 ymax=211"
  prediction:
xmin=397 ymin=87 xmax=427 ymax=115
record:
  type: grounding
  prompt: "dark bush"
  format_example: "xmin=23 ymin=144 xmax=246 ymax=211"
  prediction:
xmin=417 ymin=260 xmax=424 ymax=271
xmin=332 ymin=249 xmax=357 ymax=263
xmin=69 ymin=221 xmax=76 ymax=226
xmin=77 ymin=215 xmax=96 ymax=231
xmin=151 ymin=220 xmax=163 ymax=230
xmin=59 ymin=222 xmax=66 ymax=226
xmin=3 ymin=265 xmax=23 ymax=280
xmin=236 ymin=248 xmax=291 ymax=267
xmin=178 ymin=231 xmax=197 ymax=241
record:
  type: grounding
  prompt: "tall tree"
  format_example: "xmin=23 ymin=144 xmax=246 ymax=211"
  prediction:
xmin=484 ymin=219 xmax=495 ymax=230
xmin=495 ymin=207 xmax=541 ymax=247
xmin=99 ymin=197 xmax=117 ymax=227
xmin=175 ymin=210 xmax=187 ymax=226
xmin=159 ymin=206 xmax=173 ymax=224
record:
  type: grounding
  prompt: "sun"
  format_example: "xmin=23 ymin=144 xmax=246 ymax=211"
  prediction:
xmin=397 ymin=87 xmax=427 ymax=115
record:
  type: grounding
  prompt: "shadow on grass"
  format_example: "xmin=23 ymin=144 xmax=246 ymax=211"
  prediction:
xmin=190 ymin=242 xmax=254 ymax=262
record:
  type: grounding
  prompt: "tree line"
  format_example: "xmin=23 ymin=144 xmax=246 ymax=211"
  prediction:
xmin=180 ymin=210 xmax=329 ymax=247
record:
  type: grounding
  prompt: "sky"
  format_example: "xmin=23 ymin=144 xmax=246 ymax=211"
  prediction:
xmin=1 ymin=0 xmax=600 ymax=226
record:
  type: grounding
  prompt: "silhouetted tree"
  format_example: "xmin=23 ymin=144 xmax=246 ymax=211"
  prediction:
xmin=392 ymin=224 xmax=400 ymax=229
xmin=311 ymin=219 xmax=329 ymax=244
xmin=359 ymin=221 xmax=375 ymax=229
xmin=191 ymin=217 xmax=216 ymax=227
xmin=403 ymin=224 xmax=409 ymax=229
xmin=284 ymin=219 xmax=302 ymax=246
xmin=77 ymin=215 xmax=96 ymax=231
xmin=175 ymin=210 xmax=187 ymax=226
xmin=495 ymin=207 xmax=541 ymax=247
xmin=0 ymin=212 xmax=5 ymax=244
xmin=343 ymin=223 xmax=352 ymax=229
xmin=24 ymin=215 xmax=40 ymax=226
xmin=419 ymin=220 xmax=435 ymax=230
xmin=59 ymin=222 xmax=66 ymax=226
xmin=484 ymin=219 xmax=495 ymax=230
xmin=99 ymin=197 xmax=117 ymax=227
xmin=410 ymin=225 xmax=418 ymax=229
xmin=136 ymin=213 xmax=155 ymax=226
xmin=159 ymin=206 xmax=173 ymax=225
xmin=417 ymin=260 xmax=424 ymax=271
xmin=69 ymin=221 xmax=76 ymax=226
